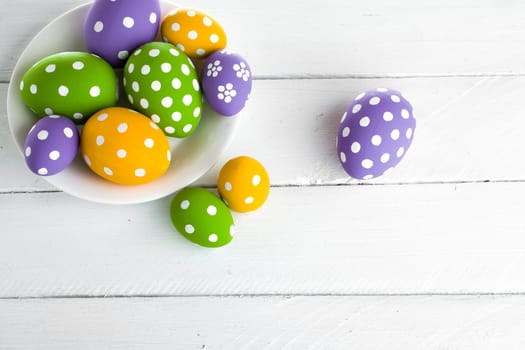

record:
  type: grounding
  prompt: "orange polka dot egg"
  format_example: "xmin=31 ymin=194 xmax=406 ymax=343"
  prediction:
xmin=81 ymin=107 xmax=171 ymax=185
xmin=218 ymin=156 xmax=270 ymax=213
xmin=161 ymin=8 xmax=227 ymax=59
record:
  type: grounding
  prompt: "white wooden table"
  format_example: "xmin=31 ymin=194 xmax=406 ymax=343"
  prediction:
xmin=2 ymin=0 xmax=525 ymax=348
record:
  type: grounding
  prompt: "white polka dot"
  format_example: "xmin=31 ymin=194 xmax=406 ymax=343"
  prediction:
xmin=352 ymin=104 xmax=362 ymax=114
xmin=207 ymin=205 xmax=217 ymax=216
xmin=118 ymin=50 xmax=129 ymax=60
xmin=377 ymin=88 xmax=389 ymax=92
xmin=225 ymin=182 xmax=232 ymax=191
xmin=170 ymin=48 xmax=180 ymax=56
xmin=141 ymin=65 xmax=151 ymax=75
xmin=355 ymin=92 xmax=366 ymax=100
xmin=172 ymin=78 xmax=182 ymax=89
xmin=183 ymin=124 xmax=192 ymax=133
xmin=94 ymin=21 xmax=104 ymax=32
xmin=193 ymin=107 xmax=201 ymax=118
xmin=161 ymin=63 xmax=172 ymax=73
xmin=149 ymin=81 xmax=161 ymax=92
xmin=176 ymin=43 xmax=185 ymax=52
xmin=37 ymin=168 xmax=48 ymax=175
xmin=37 ymin=130 xmax=48 ymax=141
xmin=149 ymin=12 xmax=157 ymax=24
xmin=172 ymin=111 xmax=182 ymax=122
xmin=45 ymin=64 xmax=56 ymax=73
xmin=381 ymin=153 xmax=390 ymax=163
xmin=117 ymin=149 xmax=127 ymax=158
xmin=97 ymin=113 xmax=108 ymax=121
xmin=203 ymin=16 xmax=213 ymax=26
xmin=144 ymin=138 xmax=154 ymax=148
xmin=192 ymin=79 xmax=200 ymax=91
xmin=151 ymin=114 xmax=161 ymax=123
xmin=58 ymin=85 xmax=69 ymax=96
xmin=244 ymin=197 xmax=254 ymax=204
xmin=150 ymin=122 xmax=159 ymax=130
xmin=128 ymin=95 xmax=134 ymax=103
xmin=83 ymin=154 xmax=92 ymax=166
xmin=361 ymin=159 xmax=374 ymax=169
xmin=406 ymin=128 xmax=413 ymax=139
xmin=351 ymin=141 xmax=361 ymax=153
xmin=340 ymin=152 xmax=347 ymax=163
xmin=128 ymin=63 xmax=135 ymax=74
xmin=401 ymin=109 xmax=410 ymax=119
xmin=359 ymin=116 xmax=370 ymax=127
xmin=96 ymin=135 xmax=104 ymax=146
xmin=340 ymin=112 xmax=348 ymax=123
xmin=90 ymin=86 xmax=100 ymax=97
xmin=131 ymin=81 xmax=140 ymax=93
xmin=188 ymin=30 xmax=198 ymax=40
xmin=165 ymin=126 xmax=175 ymax=134
xmin=122 ymin=16 xmax=134 ymax=28
xmin=135 ymin=168 xmax=146 ymax=177
xmin=185 ymin=224 xmax=195 ymax=234
xmin=397 ymin=147 xmax=405 ymax=158
xmin=49 ymin=150 xmax=60 ymax=160
xmin=25 ymin=146 xmax=31 ymax=157
xmin=181 ymin=64 xmax=190 ymax=76
xmin=196 ymin=49 xmax=206 ymax=56
xmin=390 ymin=129 xmax=400 ymax=140
xmin=73 ymin=113 xmax=83 ymax=120
xmin=383 ymin=111 xmax=394 ymax=121
xmin=208 ymin=234 xmax=218 ymax=243
xmin=369 ymin=96 xmax=381 ymax=105
xmin=391 ymin=95 xmax=401 ymax=103
xmin=252 ymin=174 xmax=261 ymax=186
xmin=342 ymin=127 xmax=350 ymax=138
xmin=371 ymin=135 xmax=382 ymax=146
xmin=210 ymin=34 xmax=219 ymax=43
xmin=149 ymin=49 xmax=160 ymax=57
xmin=117 ymin=123 xmax=128 ymax=133
xmin=62 ymin=128 xmax=74 ymax=140
xmin=140 ymin=98 xmax=149 ymax=109
xmin=180 ymin=200 xmax=190 ymax=210
xmin=187 ymin=10 xmax=196 ymax=17
xmin=162 ymin=97 xmax=173 ymax=108
xmin=171 ymin=22 xmax=180 ymax=31
xmin=104 ymin=167 xmax=113 ymax=176
xmin=44 ymin=108 xmax=53 ymax=115
xmin=182 ymin=94 xmax=192 ymax=106
xmin=30 ymin=84 xmax=38 ymax=94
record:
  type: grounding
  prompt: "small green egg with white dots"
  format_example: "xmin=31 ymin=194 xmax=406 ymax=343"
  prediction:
xmin=124 ymin=42 xmax=203 ymax=138
xmin=19 ymin=52 xmax=118 ymax=123
xmin=170 ymin=187 xmax=235 ymax=248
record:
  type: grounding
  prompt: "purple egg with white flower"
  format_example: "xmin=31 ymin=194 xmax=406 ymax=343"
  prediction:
xmin=336 ymin=88 xmax=416 ymax=180
xmin=24 ymin=116 xmax=79 ymax=176
xmin=201 ymin=50 xmax=252 ymax=117
xmin=83 ymin=0 xmax=161 ymax=67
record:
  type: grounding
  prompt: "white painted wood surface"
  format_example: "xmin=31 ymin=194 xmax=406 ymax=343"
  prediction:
xmin=2 ymin=0 xmax=525 ymax=348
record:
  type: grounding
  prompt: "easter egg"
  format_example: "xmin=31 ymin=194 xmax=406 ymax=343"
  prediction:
xmin=23 ymin=115 xmax=79 ymax=176
xmin=80 ymin=107 xmax=171 ymax=185
xmin=201 ymin=50 xmax=252 ymax=116
xmin=84 ymin=0 xmax=161 ymax=67
xmin=161 ymin=8 xmax=227 ymax=58
xmin=217 ymin=156 xmax=270 ymax=213
xmin=337 ymin=88 xmax=416 ymax=180
xmin=123 ymin=42 xmax=203 ymax=138
xmin=170 ymin=187 xmax=235 ymax=248
xmin=19 ymin=52 xmax=117 ymax=123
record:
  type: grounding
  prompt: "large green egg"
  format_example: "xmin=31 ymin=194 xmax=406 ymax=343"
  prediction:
xmin=19 ymin=52 xmax=118 ymax=124
xmin=124 ymin=42 xmax=203 ymax=138
xmin=170 ymin=187 xmax=234 ymax=248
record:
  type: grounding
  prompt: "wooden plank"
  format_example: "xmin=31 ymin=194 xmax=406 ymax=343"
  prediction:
xmin=2 ymin=0 xmax=525 ymax=80
xmin=1 ymin=182 xmax=524 ymax=297
xmin=2 ymin=295 xmax=525 ymax=349
xmin=3 ymin=75 xmax=525 ymax=192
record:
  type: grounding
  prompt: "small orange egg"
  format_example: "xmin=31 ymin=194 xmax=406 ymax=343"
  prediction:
xmin=81 ymin=107 xmax=171 ymax=185
xmin=217 ymin=156 xmax=270 ymax=213
xmin=161 ymin=8 xmax=227 ymax=58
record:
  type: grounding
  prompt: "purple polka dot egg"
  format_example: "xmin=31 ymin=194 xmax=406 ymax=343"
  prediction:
xmin=201 ymin=50 xmax=252 ymax=117
xmin=24 ymin=116 xmax=79 ymax=176
xmin=83 ymin=0 xmax=161 ymax=68
xmin=336 ymin=88 xmax=416 ymax=180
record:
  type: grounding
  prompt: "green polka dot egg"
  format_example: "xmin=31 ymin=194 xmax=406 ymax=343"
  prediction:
xmin=123 ymin=42 xmax=203 ymax=138
xmin=170 ymin=187 xmax=235 ymax=248
xmin=19 ymin=52 xmax=118 ymax=123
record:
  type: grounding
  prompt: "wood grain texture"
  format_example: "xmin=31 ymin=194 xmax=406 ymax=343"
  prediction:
xmin=1 ymin=182 xmax=524 ymax=298
xmin=2 ymin=295 xmax=525 ymax=349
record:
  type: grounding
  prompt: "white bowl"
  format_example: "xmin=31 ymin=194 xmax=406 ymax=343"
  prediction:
xmin=7 ymin=1 xmax=240 ymax=204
